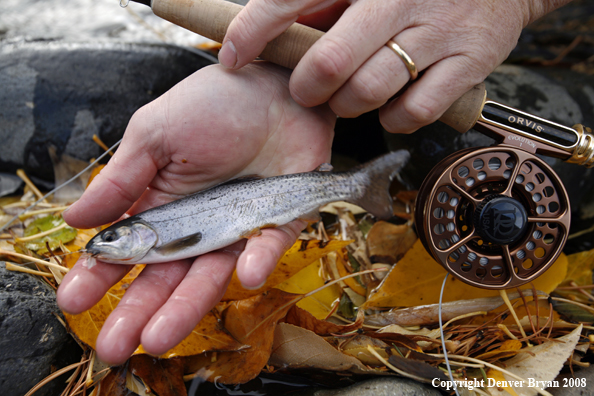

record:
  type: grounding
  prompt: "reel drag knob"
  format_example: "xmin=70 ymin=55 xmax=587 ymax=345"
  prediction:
xmin=415 ymin=146 xmax=570 ymax=289
xmin=473 ymin=195 xmax=528 ymax=245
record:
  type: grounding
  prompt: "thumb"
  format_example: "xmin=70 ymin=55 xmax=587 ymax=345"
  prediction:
xmin=63 ymin=113 xmax=159 ymax=229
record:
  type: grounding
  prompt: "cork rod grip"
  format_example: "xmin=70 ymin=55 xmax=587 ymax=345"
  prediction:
xmin=152 ymin=0 xmax=323 ymax=70
xmin=151 ymin=0 xmax=486 ymax=133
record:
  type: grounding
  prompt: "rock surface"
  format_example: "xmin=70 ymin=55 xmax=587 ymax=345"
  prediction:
xmin=292 ymin=377 xmax=442 ymax=396
xmin=0 ymin=39 xmax=215 ymax=181
xmin=0 ymin=262 xmax=81 ymax=396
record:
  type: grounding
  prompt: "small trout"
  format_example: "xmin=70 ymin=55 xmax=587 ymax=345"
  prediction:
xmin=85 ymin=151 xmax=409 ymax=264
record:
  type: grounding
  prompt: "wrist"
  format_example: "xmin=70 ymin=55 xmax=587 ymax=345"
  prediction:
xmin=524 ymin=0 xmax=573 ymax=26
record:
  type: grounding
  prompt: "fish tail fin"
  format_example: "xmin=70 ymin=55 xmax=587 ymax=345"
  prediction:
xmin=350 ymin=150 xmax=410 ymax=220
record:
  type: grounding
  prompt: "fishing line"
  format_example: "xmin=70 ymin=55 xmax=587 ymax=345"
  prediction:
xmin=439 ymin=272 xmax=460 ymax=396
xmin=0 ymin=138 xmax=123 ymax=234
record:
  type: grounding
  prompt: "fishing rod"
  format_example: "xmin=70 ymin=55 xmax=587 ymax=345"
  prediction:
xmin=125 ymin=0 xmax=594 ymax=290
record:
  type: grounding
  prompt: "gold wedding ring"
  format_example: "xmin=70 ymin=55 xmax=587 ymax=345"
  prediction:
xmin=386 ymin=39 xmax=418 ymax=81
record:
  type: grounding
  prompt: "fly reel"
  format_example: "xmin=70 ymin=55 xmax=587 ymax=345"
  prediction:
xmin=415 ymin=88 xmax=594 ymax=289
xmin=415 ymin=146 xmax=570 ymax=289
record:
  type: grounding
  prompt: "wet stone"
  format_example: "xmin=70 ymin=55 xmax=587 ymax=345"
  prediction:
xmin=292 ymin=377 xmax=442 ymax=396
xmin=0 ymin=262 xmax=81 ymax=396
xmin=0 ymin=39 xmax=215 ymax=182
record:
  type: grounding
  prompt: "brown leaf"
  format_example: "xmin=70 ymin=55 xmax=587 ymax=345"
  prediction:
xmin=97 ymin=365 xmax=128 ymax=396
xmin=366 ymin=221 xmax=417 ymax=264
xmin=388 ymin=355 xmax=448 ymax=381
xmin=184 ymin=289 xmax=300 ymax=384
xmin=268 ymin=323 xmax=375 ymax=374
xmin=283 ymin=305 xmax=364 ymax=336
xmin=129 ymin=355 xmax=186 ymax=396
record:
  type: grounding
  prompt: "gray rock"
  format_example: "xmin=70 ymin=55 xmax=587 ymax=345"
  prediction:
xmin=293 ymin=378 xmax=442 ymax=396
xmin=552 ymin=366 xmax=594 ymax=396
xmin=0 ymin=262 xmax=81 ymax=396
xmin=0 ymin=39 xmax=215 ymax=181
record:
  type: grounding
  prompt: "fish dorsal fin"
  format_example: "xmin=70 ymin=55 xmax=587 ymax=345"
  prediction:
xmin=315 ymin=163 xmax=333 ymax=172
xmin=156 ymin=232 xmax=202 ymax=255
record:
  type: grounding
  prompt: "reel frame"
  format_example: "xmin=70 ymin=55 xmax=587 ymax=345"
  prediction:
xmin=415 ymin=146 xmax=570 ymax=289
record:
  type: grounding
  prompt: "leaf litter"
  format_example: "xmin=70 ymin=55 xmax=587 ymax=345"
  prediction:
xmin=1 ymin=145 xmax=594 ymax=396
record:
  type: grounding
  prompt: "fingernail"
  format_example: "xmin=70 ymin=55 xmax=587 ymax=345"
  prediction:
xmin=239 ymin=253 xmax=267 ymax=290
xmin=218 ymin=40 xmax=237 ymax=69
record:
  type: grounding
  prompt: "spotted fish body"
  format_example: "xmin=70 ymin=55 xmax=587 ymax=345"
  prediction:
xmin=85 ymin=151 xmax=410 ymax=264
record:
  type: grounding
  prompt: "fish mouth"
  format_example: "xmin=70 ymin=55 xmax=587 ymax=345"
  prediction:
xmin=84 ymin=247 xmax=102 ymax=257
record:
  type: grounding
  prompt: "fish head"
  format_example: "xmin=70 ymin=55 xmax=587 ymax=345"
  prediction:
xmin=85 ymin=217 xmax=158 ymax=264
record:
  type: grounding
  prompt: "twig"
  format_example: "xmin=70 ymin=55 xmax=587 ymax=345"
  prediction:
xmin=500 ymin=290 xmax=528 ymax=340
xmin=16 ymin=169 xmax=46 ymax=202
xmin=0 ymin=249 xmax=69 ymax=272
xmin=15 ymin=222 xmax=69 ymax=242
xmin=92 ymin=135 xmax=114 ymax=156
xmin=551 ymin=296 xmax=594 ymax=314
xmin=18 ymin=206 xmax=70 ymax=221
xmin=5 ymin=262 xmax=53 ymax=277
xmin=25 ymin=359 xmax=90 ymax=396
xmin=428 ymin=353 xmax=553 ymax=396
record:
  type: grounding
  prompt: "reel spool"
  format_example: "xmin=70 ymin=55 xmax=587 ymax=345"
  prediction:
xmin=415 ymin=146 xmax=570 ymax=289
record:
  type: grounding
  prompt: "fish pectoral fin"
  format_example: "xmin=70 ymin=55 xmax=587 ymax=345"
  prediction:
xmin=155 ymin=232 xmax=202 ymax=255
xmin=298 ymin=209 xmax=321 ymax=223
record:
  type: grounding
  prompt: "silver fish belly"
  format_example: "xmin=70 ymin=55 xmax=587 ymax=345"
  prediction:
xmin=85 ymin=150 xmax=409 ymax=264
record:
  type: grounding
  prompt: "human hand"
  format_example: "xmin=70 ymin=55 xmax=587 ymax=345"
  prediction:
xmin=219 ymin=0 xmax=570 ymax=133
xmin=57 ymin=62 xmax=335 ymax=365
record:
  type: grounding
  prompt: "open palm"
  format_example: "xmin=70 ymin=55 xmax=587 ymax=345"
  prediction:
xmin=58 ymin=62 xmax=335 ymax=365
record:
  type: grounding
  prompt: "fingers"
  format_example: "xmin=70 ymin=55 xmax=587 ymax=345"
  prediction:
xmin=57 ymin=256 xmax=132 ymax=314
xmin=220 ymin=0 xmax=340 ymax=69
xmin=236 ymin=220 xmax=306 ymax=289
xmin=62 ymin=105 xmax=163 ymax=229
xmin=290 ymin=0 xmax=408 ymax=107
xmin=140 ymin=242 xmax=244 ymax=355
xmin=95 ymin=260 xmax=192 ymax=364
xmin=379 ymin=56 xmax=483 ymax=134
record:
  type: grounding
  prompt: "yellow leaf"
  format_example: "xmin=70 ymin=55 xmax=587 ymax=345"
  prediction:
xmin=487 ymin=369 xmax=520 ymax=396
xmin=562 ymin=247 xmax=594 ymax=286
xmin=276 ymin=259 xmax=342 ymax=319
xmin=63 ymin=263 xmax=244 ymax=358
xmin=223 ymin=239 xmax=351 ymax=301
xmin=365 ymin=240 xmax=568 ymax=308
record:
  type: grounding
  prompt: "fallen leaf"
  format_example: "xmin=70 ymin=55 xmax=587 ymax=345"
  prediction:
xmin=341 ymin=335 xmax=390 ymax=366
xmin=63 ymin=263 xmax=244 ymax=357
xmin=366 ymin=221 xmax=417 ymax=265
xmin=365 ymin=240 xmax=567 ymax=308
xmin=283 ymin=305 xmax=364 ymax=336
xmin=134 ymin=311 xmax=245 ymax=358
xmin=387 ymin=354 xmax=448 ymax=381
xmin=184 ymin=289 xmax=300 ymax=384
xmin=22 ymin=215 xmax=77 ymax=254
xmin=129 ymin=355 xmax=186 ymax=396
xmin=222 ymin=239 xmax=351 ymax=301
xmin=561 ymin=248 xmax=594 ymax=286
xmin=486 ymin=324 xmax=582 ymax=396
xmin=365 ymin=291 xmax=547 ymax=327
xmin=268 ymin=323 xmax=375 ymax=375
xmin=475 ymin=339 xmax=523 ymax=361
xmin=97 ymin=365 xmax=128 ymax=396
xmin=276 ymin=259 xmax=342 ymax=319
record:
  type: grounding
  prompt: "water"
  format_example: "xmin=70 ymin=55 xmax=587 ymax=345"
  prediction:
xmin=0 ymin=0 xmax=210 ymax=47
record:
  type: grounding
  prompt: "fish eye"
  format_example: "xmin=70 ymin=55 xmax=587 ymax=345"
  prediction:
xmin=102 ymin=231 xmax=117 ymax=243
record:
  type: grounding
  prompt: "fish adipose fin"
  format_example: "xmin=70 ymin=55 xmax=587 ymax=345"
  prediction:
xmin=351 ymin=150 xmax=410 ymax=220
xmin=156 ymin=232 xmax=202 ymax=255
